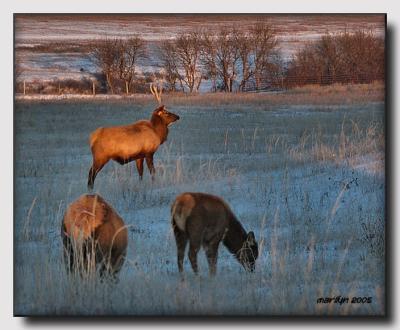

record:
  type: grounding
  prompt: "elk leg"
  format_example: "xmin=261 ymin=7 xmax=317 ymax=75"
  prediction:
xmin=88 ymin=160 xmax=106 ymax=190
xmin=204 ymin=240 xmax=220 ymax=276
xmin=173 ymin=221 xmax=188 ymax=273
xmin=188 ymin=241 xmax=201 ymax=274
xmin=110 ymin=251 xmax=126 ymax=276
xmin=145 ymin=154 xmax=155 ymax=180
xmin=135 ymin=158 xmax=144 ymax=180
xmin=97 ymin=243 xmax=113 ymax=280
xmin=88 ymin=166 xmax=95 ymax=190
xmin=62 ymin=236 xmax=74 ymax=274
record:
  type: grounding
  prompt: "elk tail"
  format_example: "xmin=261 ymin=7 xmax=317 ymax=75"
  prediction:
xmin=171 ymin=200 xmax=178 ymax=227
xmin=170 ymin=200 xmax=183 ymax=232
xmin=89 ymin=128 xmax=102 ymax=149
xmin=170 ymin=197 xmax=191 ymax=232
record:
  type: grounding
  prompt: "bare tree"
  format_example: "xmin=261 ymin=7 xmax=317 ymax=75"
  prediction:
xmin=249 ymin=23 xmax=278 ymax=90
xmin=316 ymin=34 xmax=341 ymax=84
xmin=338 ymin=30 xmax=384 ymax=83
xmin=266 ymin=51 xmax=286 ymax=88
xmin=200 ymin=31 xmax=218 ymax=92
xmin=116 ymin=37 xmax=147 ymax=94
xmin=200 ymin=24 xmax=279 ymax=93
xmin=175 ymin=32 xmax=203 ymax=93
xmin=90 ymin=37 xmax=146 ymax=94
xmin=158 ymin=24 xmax=281 ymax=94
xmin=233 ymin=29 xmax=253 ymax=91
xmin=90 ymin=39 xmax=119 ymax=93
xmin=159 ymin=40 xmax=182 ymax=91
xmin=214 ymin=27 xmax=241 ymax=92
xmin=286 ymin=43 xmax=323 ymax=86
xmin=285 ymin=30 xmax=384 ymax=87
xmin=159 ymin=32 xmax=203 ymax=93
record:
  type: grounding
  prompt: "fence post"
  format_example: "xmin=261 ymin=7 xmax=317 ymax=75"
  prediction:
xmin=23 ymin=80 xmax=26 ymax=95
xmin=92 ymin=81 xmax=96 ymax=96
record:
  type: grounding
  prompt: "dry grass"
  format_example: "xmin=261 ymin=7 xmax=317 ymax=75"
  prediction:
xmin=14 ymin=96 xmax=385 ymax=316
xmin=17 ymin=190 xmax=385 ymax=315
xmin=288 ymin=119 xmax=385 ymax=170
xmin=15 ymin=81 xmax=385 ymax=107
xmin=165 ymin=82 xmax=385 ymax=107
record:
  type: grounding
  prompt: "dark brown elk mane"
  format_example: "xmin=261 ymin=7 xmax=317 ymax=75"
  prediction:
xmin=222 ymin=214 xmax=248 ymax=257
xmin=150 ymin=107 xmax=169 ymax=144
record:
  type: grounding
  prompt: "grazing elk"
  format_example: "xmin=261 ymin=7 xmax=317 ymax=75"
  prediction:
xmin=61 ymin=194 xmax=128 ymax=279
xmin=87 ymin=84 xmax=180 ymax=189
xmin=171 ymin=192 xmax=259 ymax=276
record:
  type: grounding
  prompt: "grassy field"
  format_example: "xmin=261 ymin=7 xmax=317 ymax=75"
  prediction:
xmin=14 ymin=85 xmax=385 ymax=316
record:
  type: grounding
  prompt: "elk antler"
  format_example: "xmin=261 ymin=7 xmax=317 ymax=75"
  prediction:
xmin=150 ymin=83 xmax=162 ymax=105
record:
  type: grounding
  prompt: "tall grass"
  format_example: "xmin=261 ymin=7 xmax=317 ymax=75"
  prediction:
xmin=288 ymin=119 xmax=384 ymax=170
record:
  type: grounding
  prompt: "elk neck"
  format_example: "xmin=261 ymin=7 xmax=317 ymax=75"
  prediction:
xmin=150 ymin=113 xmax=169 ymax=144
xmin=222 ymin=214 xmax=248 ymax=257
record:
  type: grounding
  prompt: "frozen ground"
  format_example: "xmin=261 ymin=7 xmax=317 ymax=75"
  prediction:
xmin=14 ymin=95 xmax=385 ymax=315
xmin=15 ymin=15 xmax=385 ymax=84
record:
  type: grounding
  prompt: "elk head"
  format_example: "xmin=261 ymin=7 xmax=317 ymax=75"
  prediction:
xmin=237 ymin=231 xmax=259 ymax=272
xmin=153 ymin=105 xmax=179 ymax=126
xmin=150 ymin=83 xmax=179 ymax=126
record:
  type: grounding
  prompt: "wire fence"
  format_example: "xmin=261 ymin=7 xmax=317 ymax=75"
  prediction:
xmin=242 ymin=72 xmax=385 ymax=92
xmin=15 ymin=71 xmax=385 ymax=96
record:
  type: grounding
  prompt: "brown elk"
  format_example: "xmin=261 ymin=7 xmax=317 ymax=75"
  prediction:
xmin=87 ymin=83 xmax=180 ymax=189
xmin=171 ymin=192 xmax=259 ymax=276
xmin=61 ymin=194 xmax=128 ymax=279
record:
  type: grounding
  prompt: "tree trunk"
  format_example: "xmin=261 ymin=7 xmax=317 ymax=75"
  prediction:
xmin=255 ymin=75 xmax=261 ymax=90
xmin=125 ymin=81 xmax=129 ymax=95
xmin=195 ymin=76 xmax=202 ymax=92
xmin=212 ymin=78 xmax=216 ymax=92
xmin=179 ymin=78 xmax=185 ymax=92
xmin=106 ymin=73 xmax=114 ymax=94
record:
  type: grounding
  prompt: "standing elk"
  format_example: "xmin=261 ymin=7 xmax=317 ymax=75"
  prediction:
xmin=61 ymin=194 xmax=128 ymax=279
xmin=87 ymin=84 xmax=180 ymax=190
xmin=171 ymin=192 xmax=259 ymax=276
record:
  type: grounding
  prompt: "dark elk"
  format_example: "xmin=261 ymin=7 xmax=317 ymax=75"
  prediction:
xmin=171 ymin=192 xmax=259 ymax=276
xmin=87 ymin=84 xmax=180 ymax=190
xmin=61 ymin=194 xmax=128 ymax=279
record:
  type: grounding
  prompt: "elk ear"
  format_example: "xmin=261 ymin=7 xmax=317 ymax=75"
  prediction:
xmin=156 ymin=106 xmax=164 ymax=116
xmin=158 ymin=105 xmax=167 ymax=114
xmin=247 ymin=231 xmax=256 ymax=245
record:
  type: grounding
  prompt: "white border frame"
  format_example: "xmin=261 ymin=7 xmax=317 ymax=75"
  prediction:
xmin=2 ymin=1 xmax=399 ymax=329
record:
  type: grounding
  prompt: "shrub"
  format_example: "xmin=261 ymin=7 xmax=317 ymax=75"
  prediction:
xmin=285 ymin=31 xmax=384 ymax=87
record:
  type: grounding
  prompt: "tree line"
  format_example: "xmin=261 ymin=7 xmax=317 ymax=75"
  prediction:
xmin=80 ymin=27 xmax=386 ymax=94
xmin=284 ymin=30 xmax=384 ymax=87
xmin=158 ymin=24 xmax=281 ymax=93
xmin=89 ymin=23 xmax=282 ymax=94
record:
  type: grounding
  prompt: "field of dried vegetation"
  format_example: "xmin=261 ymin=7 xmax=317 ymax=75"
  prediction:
xmin=14 ymin=83 xmax=385 ymax=315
